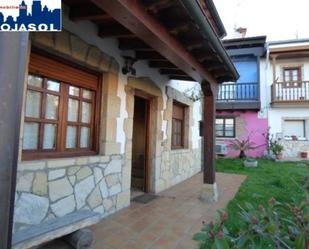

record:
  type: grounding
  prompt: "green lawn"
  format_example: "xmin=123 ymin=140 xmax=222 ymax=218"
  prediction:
xmin=216 ymin=158 xmax=309 ymax=233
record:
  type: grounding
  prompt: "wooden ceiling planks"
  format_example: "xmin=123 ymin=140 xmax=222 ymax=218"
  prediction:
xmin=63 ymin=0 xmax=232 ymax=82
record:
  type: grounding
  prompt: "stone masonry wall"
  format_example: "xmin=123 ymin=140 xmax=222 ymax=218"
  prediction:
xmin=156 ymin=148 xmax=202 ymax=192
xmin=154 ymin=86 xmax=202 ymax=192
xmin=14 ymin=31 xmax=203 ymax=233
xmin=14 ymin=155 xmax=129 ymax=232
xmin=280 ymin=140 xmax=309 ymax=158
xmin=14 ymin=30 xmax=127 ymax=233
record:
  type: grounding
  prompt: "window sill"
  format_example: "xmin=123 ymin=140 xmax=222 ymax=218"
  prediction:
xmin=216 ymin=137 xmax=235 ymax=140
xmin=283 ymin=138 xmax=308 ymax=142
xmin=22 ymin=150 xmax=98 ymax=161
xmin=171 ymin=148 xmax=190 ymax=153
xmin=283 ymin=137 xmax=308 ymax=142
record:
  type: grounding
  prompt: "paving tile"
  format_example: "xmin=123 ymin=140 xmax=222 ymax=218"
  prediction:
xmin=91 ymin=173 xmax=246 ymax=249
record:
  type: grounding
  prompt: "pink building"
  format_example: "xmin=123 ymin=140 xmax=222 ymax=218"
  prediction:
xmin=216 ymin=37 xmax=268 ymax=158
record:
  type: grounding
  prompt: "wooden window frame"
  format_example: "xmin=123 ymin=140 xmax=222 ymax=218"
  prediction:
xmin=283 ymin=66 xmax=302 ymax=88
xmin=216 ymin=117 xmax=235 ymax=138
xmin=171 ymin=101 xmax=187 ymax=150
xmin=22 ymin=52 xmax=101 ymax=161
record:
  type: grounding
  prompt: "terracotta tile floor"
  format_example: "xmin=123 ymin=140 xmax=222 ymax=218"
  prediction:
xmin=92 ymin=172 xmax=246 ymax=249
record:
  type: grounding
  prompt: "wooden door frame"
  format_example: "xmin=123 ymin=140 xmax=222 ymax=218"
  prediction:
xmin=133 ymin=90 xmax=152 ymax=193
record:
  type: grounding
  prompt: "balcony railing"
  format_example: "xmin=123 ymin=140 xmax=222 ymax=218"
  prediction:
xmin=271 ymin=81 xmax=309 ymax=102
xmin=217 ymin=82 xmax=259 ymax=101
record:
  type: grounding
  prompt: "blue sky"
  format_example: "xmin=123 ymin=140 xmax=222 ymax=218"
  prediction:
xmin=214 ymin=0 xmax=309 ymax=41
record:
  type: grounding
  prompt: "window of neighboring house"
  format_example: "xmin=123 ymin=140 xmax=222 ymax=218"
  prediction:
xmin=283 ymin=120 xmax=305 ymax=139
xmin=22 ymin=52 xmax=100 ymax=160
xmin=283 ymin=67 xmax=302 ymax=87
xmin=172 ymin=102 xmax=187 ymax=149
xmin=216 ymin=117 xmax=235 ymax=138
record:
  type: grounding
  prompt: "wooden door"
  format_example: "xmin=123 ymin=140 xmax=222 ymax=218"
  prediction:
xmin=131 ymin=96 xmax=150 ymax=192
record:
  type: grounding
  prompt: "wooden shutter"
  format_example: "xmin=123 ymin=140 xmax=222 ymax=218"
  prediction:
xmin=29 ymin=52 xmax=99 ymax=90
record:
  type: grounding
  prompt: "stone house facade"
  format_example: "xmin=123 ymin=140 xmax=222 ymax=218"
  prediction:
xmin=13 ymin=14 xmax=203 ymax=232
xmin=2 ymin=1 xmax=239 ymax=245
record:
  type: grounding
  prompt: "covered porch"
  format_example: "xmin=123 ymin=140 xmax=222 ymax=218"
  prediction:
xmin=0 ymin=0 xmax=239 ymax=248
xmin=44 ymin=172 xmax=246 ymax=249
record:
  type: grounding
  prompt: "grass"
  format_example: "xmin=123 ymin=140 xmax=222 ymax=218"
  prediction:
xmin=216 ymin=158 xmax=309 ymax=233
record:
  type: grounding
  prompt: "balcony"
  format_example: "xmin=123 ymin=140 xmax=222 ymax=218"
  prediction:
xmin=216 ymin=82 xmax=260 ymax=110
xmin=271 ymin=81 xmax=309 ymax=107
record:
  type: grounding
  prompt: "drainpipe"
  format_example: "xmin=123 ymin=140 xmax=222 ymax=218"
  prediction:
xmin=0 ymin=32 xmax=29 ymax=249
xmin=179 ymin=0 xmax=239 ymax=82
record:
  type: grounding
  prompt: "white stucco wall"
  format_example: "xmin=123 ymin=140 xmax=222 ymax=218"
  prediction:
xmin=14 ymin=10 xmax=204 ymax=232
xmin=268 ymin=109 xmax=309 ymax=137
xmin=62 ymin=13 xmax=202 ymax=154
xmin=169 ymin=80 xmax=202 ymax=149
xmin=259 ymin=42 xmax=309 ymax=139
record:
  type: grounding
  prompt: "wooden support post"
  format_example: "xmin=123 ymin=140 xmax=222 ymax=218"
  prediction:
xmin=0 ymin=33 xmax=29 ymax=249
xmin=271 ymin=55 xmax=277 ymax=102
xmin=200 ymin=81 xmax=218 ymax=203
xmin=201 ymin=81 xmax=216 ymax=184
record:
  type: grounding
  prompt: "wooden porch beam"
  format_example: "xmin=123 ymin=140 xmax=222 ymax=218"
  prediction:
xmin=89 ymin=0 xmax=217 ymax=83
xmin=169 ymin=23 xmax=191 ymax=35
xmin=135 ymin=51 xmax=167 ymax=61
xmin=99 ymin=24 xmax=134 ymax=38
xmin=118 ymin=38 xmax=152 ymax=51
xmin=169 ymin=75 xmax=194 ymax=81
xmin=216 ymin=75 xmax=233 ymax=83
xmin=149 ymin=60 xmax=176 ymax=68
xmin=159 ymin=68 xmax=185 ymax=75
xmin=187 ymin=42 xmax=205 ymax=51
xmin=145 ymin=0 xmax=175 ymax=13
xmin=209 ymin=68 xmax=228 ymax=76
xmin=70 ymin=5 xmax=111 ymax=21
xmin=202 ymin=60 xmax=223 ymax=70
xmin=196 ymin=53 xmax=214 ymax=62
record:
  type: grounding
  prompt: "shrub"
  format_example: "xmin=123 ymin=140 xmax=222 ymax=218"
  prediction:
xmin=229 ymin=137 xmax=257 ymax=158
xmin=193 ymin=177 xmax=309 ymax=249
xmin=270 ymin=137 xmax=284 ymax=156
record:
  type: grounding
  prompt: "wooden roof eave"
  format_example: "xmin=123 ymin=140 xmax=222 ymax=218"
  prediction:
xmin=179 ymin=0 xmax=239 ymax=82
xmin=89 ymin=0 xmax=221 ymax=84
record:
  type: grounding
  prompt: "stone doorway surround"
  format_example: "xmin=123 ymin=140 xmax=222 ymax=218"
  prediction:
xmin=124 ymin=77 xmax=164 ymax=194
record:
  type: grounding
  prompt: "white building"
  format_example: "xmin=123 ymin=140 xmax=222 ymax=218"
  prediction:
xmin=262 ymin=39 xmax=309 ymax=158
